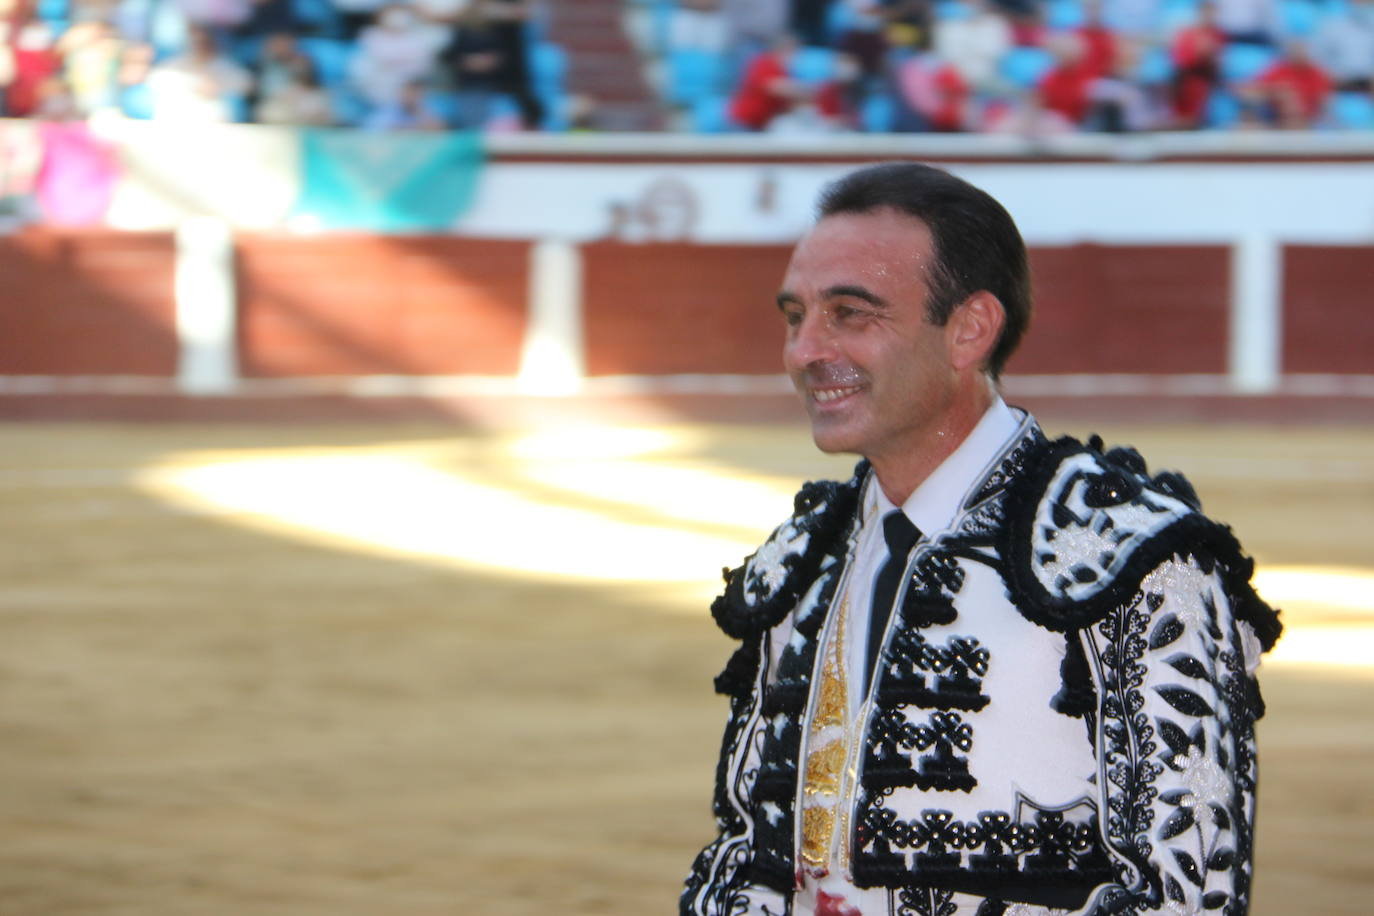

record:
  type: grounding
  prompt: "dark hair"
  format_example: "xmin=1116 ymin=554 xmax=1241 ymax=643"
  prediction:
xmin=816 ymin=162 xmax=1031 ymax=379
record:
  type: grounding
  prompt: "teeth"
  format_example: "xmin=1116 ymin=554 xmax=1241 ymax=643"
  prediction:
xmin=814 ymin=386 xmax=860 ymax=403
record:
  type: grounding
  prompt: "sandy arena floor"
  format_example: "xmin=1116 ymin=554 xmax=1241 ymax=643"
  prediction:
xmin=0 ymin=417 xmax=1370 ymax=915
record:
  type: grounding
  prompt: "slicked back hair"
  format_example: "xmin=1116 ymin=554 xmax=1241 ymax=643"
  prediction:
xmin=816 ymin=162 xmax=1031 ymax=380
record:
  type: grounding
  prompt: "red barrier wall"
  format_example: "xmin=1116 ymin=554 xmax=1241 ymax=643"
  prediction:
xmin=1282 ymin=246 xmax=1374 ymax=374
xmin=0 ymin=231 xmax=177 ymax=375
xmin=1015 ymin=245 xmax=1230 ymax=374
xmin=581 ymin=242 xmax=793 ymax=375
xmin=236 ymin=236 xmax=531 ymax=376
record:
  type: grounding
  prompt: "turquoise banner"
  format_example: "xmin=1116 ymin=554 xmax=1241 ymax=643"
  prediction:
xmin=294 ymin=129 xmax=484 ymax=232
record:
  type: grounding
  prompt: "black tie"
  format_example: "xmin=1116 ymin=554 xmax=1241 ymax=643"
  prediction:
xmin=866 ymin=510 xmax=921 ymax=693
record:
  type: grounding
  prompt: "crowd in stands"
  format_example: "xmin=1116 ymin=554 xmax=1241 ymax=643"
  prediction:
xmin=657 ymin=0 xmax=1374 ymax=131
xmin=0 ymin=0 xmax=552 ymax=128
xmin=2 ymin=0 xmax=1374 ymax=131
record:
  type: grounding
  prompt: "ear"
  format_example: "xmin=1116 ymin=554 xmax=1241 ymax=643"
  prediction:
xmin=945 ymin=291 xmax=1005 ymax=373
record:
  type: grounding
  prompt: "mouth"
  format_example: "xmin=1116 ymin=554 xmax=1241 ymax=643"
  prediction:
xmin=810 ymin=385 xmax=863 ymax=405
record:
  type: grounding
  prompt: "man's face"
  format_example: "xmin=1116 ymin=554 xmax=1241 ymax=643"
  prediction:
xmin=778 ymin=208 xmax=960 ymax=466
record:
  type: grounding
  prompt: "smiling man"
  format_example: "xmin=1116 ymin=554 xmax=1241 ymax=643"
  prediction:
xmin=682 ymin=163 xmax=1282 ymax=916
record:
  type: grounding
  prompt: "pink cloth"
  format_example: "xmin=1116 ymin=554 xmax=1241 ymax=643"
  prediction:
xmin=35 ymin=122 xmax=118 ymax=226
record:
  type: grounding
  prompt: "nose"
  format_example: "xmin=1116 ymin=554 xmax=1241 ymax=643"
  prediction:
xmin=784 ymin=309 xmax=836 ymax=371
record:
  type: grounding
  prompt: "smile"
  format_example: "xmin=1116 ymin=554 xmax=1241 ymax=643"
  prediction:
xmin=812 ymin=386 xmax=863 ymax=403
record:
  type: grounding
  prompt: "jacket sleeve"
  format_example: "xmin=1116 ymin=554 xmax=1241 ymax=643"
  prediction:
xmin=1077 ymin=555 xmax=1269 ymax=915
xmin=680 ymin=631 xmax=792 ymax=916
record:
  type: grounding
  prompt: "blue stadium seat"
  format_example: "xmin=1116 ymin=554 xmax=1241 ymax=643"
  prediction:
xmin=1135 ymin=45 xmax=1174 ymax=84
xmin=999 ymin=47 xmax=1055 ymax=88
xmin=1220 ymin=43 xmax=1278 ymax=84
xmin=789 ymin=46 xmax=837 ymax=85
xmin=35 ymin=0 xmax=67 ymax=23
xmin=691 ymin=94 xmax=735 ymax=132
xmin=529 ymin=41 xmax=567 ymax=97
xmin=667 ymin=47 xmax=723 ymax=106
xmin=1205 ymin=88 xmax=1242 ymax=126
xmin=935 ymin=1 xmax=974 ymax=21
xmin=1158 ymin=0 xmax=1201 ymax=34
xmin=1329 ymin=91 xmax=1374 ymax=128
xmin=1279 ymin=0 xmax=1321 ymax=35
xmin=298 ymin=37 xmax=354 ymax=88
xmin=861 ymin=91 xmax=896 ymax=132
xmin=291 ymin=0 xmax=343 ymax=37
xmin=1046 ymin=0 xmax=1086 ymax=29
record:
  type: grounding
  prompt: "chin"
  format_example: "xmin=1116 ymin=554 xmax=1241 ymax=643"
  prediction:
xmin=807 ymin=419 xmax=865 ymax=456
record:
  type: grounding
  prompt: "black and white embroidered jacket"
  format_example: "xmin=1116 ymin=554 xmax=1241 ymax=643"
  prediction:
xmin=681 ymin=418 xmax=1282 ymax=916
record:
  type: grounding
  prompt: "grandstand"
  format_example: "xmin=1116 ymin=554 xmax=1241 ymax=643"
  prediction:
xmin=3 ymin=0 xmax=1374 ymax=131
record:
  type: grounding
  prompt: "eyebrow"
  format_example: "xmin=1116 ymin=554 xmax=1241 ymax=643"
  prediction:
xmin=775 ymin=285 xmax=890 ymax=311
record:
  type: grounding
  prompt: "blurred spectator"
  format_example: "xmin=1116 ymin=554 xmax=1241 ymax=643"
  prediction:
xmin=32 ymin=71 xmax=80 ymax=118
xmin=3 ymin=20 xmax=61 ymax=117
xmin=728 ymin=31 xmax=809 ymax=129
xmin=348 ymin=3 xmax=446 ymax=108
xmin=1312 ymin=0 xmax=1374 ymax=92
xmin=1243 ymin=39 xmax=1332 ymax=128
xmin=145 ymin=23 xmax=251 ymax=120
xmin=671 ymin=0 xmax=728 ymax=54
xmin=723 ymin=0 xmax=789 ymax=55
xmin=1037 ymin=32 xmax=1095 ymax=124
xmin=176 ymin=0 xmax=254 ymax=35
xmin=248 ymin=31 xmax=332 ymax=123
xmin=833 ymin=1 xmax=889 ymax=79
xmin=1085 ymin=41 xmax=1157 ymax=129
xmin=891 ymin=41 xmax=969 ymax=131
xmin=791 ymin=0 xmax=833 ymax=46
xmin=933 ymin=0 xmax=1012 ymax=95
xmin=334 ymin=0 xmax=388 ymax=40
xmin=984 ymin=86 xmax=1076 ymax=134
xmin=362 ymin=77 xmax=444 ymax=128
xmin=474 ymin=0 xmax=540 ymax=128
xmin=438 ymin=0 xmax=540 ymax=129
xmin=233 ymin=0 xmax=302 ymax=39
xmin=1076 ymin=0 xmax=1119 ymax=78
xmin=1213 ymin=0 xmax=1282 ymax=45
xmin=1169 ymin=0 xmax=1224 ymax=127
xmin=254 ymin=54 xmax=332 ymax=123
xmin=59 ymin=19 xmax=123 ymax=114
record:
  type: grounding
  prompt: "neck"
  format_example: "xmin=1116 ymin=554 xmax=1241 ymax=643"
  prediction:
xmin=869 ymin=377 xmax=996 ymax=506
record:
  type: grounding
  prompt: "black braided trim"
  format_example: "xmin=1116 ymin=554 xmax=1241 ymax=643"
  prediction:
xmin=709 ymin=462 xmax=866 ymax=642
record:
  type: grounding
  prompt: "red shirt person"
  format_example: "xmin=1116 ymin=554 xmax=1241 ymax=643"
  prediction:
xmin=1247 ymin=40 xmax=1333 ymax=128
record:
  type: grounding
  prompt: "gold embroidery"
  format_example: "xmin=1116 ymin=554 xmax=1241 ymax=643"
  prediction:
xmin=803 ymin=739 xmax=845 ymax=795
xmin=800 ymin=594 xmax=853 ymax=873
xmin=800 ymin=805 xmax=835 ymax=868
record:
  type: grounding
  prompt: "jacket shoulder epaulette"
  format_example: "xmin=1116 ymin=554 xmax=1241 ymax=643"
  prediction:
xmin=1000 ymin=435 xmax=1281 ymax=650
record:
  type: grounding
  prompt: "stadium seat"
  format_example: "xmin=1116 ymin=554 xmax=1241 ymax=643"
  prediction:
xmin=1204 ymin=88 xmax=1242 ymax=126
xmin=789 ymin=46 xmax=837 ymax=85
xmin=1220 ymin=43 xmax=1277 ymax=84
xmin=861 ymin=91 xmax=896 ymax=132
xmin=666 ymin=47 xmax=723 ymax=106
xmin=1157 ymin=0 xmax=1201 ymax=34
xmin=1329 ymin=91 xmax=1374 ymax=128
xmin=1046 ymin=0 xmax=1086 ymax=29
xmin=297 ymin=37 xmax=354 ymax=88
xmin=999 ymin=47 xmax=1055 ymax=88
xmin=691 ymin=94 xmax=735 ymax=132
xmin=935 ymin=1 xmax=974 ymax=21
xmin=529 ymin=41 xmax=567 ymax=98
xmin=1278 ymin=0 xmax=1321 ymax=35
xmin=1135 ymin=45 xmax=1174 ymax=84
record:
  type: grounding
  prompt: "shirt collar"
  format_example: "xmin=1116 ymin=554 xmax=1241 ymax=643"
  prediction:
xmin=868 ymin=397 xmax=1022 ymax=536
